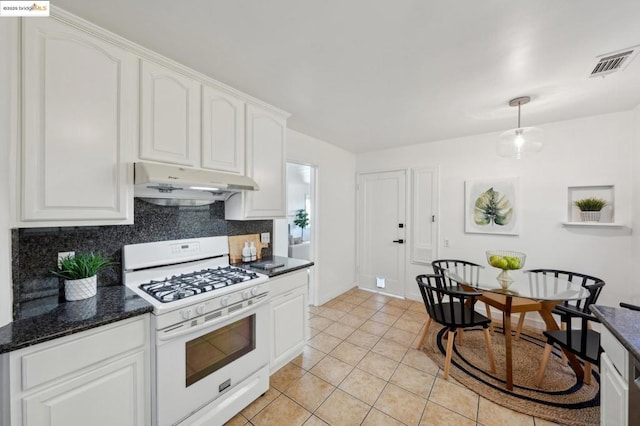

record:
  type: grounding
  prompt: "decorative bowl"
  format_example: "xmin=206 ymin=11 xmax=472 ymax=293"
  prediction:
xmin=486 ymin=250 xmax=526 ymax=289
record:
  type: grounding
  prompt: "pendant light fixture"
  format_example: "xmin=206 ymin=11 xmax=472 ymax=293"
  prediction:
xmin=497 ymin=96 xmax=543 ymax=159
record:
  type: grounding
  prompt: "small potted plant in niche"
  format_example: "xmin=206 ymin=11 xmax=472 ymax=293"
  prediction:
xmin=574 ymin=197 xmax=607 ymax=222
xmin=52 ymin=252 xmax=114 ymax=301
xmin=294 ymin=209 xmax=309 ymax=242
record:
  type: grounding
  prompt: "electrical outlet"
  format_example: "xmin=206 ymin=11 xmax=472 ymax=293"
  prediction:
xmin=58 ymin=251 xmax=75 ymax=268
xmin=444 ymin=239 xmax=450 ymax=248
xmin=376 ymin=277 xmax=385 ymax=288
xmin=261 ymin=233 xmax=270 ymax=244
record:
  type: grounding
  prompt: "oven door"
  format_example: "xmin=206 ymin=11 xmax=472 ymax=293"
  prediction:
xmin=154 ymin=301 xmax=269 ymax=426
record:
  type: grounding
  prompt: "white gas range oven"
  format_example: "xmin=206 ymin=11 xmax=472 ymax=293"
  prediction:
xmin=123 ymin=237 xmax=270 ymax=426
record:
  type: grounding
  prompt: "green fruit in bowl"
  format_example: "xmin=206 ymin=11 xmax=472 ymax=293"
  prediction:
xmin=490 ymin=256 xmax=508 ymax=269
xmin=506 ymin=257 xmax=521 ymax=269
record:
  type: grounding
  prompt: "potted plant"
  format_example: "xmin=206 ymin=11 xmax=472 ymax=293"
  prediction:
xmin=293 ymin=209 xmax=309 ymax=242
xmin=52 ymin=252 xmax=114 ymax=301
xmin=574 ymin=197 xmax=607 ymax=222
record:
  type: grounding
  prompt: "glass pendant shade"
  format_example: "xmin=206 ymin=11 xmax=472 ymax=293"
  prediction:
xmin=497 ymin=126 xmax=543 ymax=159
xmin=497 ymin=96 xmax=543 ymax=159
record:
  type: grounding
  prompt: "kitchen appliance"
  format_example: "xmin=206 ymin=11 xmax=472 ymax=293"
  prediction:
xmin=123 ymin=237 xmax=270 ymax=426
xmin=134 ymin=161 xmax=260 ymax=206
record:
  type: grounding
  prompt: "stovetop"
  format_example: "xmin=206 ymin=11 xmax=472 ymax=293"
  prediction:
xmin=140 ymin=266 xmax=261 ymax=303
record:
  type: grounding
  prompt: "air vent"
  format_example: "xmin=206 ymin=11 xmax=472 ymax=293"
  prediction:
xmin=590 ymin=45 xmax=639 ymax=77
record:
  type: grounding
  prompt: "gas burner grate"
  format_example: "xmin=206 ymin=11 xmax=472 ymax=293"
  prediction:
xmin=140 ymin=266 xmax=260 ymax=303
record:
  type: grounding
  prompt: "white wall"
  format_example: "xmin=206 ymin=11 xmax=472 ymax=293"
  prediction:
xmin=632 ymin=103 xmax=640 ymax=305
xmin=278 ymin=129 xmax=357 ymax=305
xmin=0 ymin=20 xmax=18 ymax=327
xmin=358 ymin=111 xmax=635 ymax=308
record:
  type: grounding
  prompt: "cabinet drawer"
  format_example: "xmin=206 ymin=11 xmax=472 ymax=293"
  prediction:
xmin=601 ymin=326 xmax=629 ymax=381
xmin=269 ymin=270 xmax=308 ymax=299
xmin=20 ymin=318 xmax=147 ymax=391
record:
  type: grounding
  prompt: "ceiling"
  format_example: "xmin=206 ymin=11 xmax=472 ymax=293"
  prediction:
xmin=54 ymin=0 xmax=640 ymax=153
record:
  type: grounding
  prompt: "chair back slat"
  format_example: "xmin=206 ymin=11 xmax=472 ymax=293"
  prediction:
xmin=525 ymin=269 xmax=605 ymax=312
xmin=416 ymin=274 xmax=488 ymax=330
xmin=432 ymin=259 xmax=482 ymax=287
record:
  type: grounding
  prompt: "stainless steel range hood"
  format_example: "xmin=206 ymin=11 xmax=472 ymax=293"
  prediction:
xmin=134 ymin=161 xmax=259 ymax=206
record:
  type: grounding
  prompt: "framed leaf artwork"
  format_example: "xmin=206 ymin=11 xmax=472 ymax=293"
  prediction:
xmin=465 ymin=177 xmax=519 ymax=235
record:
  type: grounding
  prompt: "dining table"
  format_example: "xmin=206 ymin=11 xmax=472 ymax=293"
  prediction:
xmin=444 ymin=267 xmax=591 ymax=390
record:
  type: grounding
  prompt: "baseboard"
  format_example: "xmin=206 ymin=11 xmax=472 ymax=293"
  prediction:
xmin=314 ymin=283 xmax=357 ymax=306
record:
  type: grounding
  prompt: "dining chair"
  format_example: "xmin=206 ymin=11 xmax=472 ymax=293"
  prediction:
xmin=415 ymin=274 xmax=497 ymax=379
xmin=524 ymin=269 xmax=605 ymax=364
xmin=534 ymin=281 xmax=605 ymax=386
xmin=432 ymin=259 xmax=540 ymax=340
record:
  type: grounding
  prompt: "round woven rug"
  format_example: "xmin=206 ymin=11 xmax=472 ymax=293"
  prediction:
xmin=422 ymin=324 xmax=599 ymax=426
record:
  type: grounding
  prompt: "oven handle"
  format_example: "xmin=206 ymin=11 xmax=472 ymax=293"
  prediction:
xmin=157 ymin=297 xmax=269 ymax=342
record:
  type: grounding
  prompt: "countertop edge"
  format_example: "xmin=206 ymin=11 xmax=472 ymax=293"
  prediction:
xmin=0 ymin=287 xmax=153 ymax=355
xmin=234 ymin=256 xmax=314 ymax=277
xmin=0 ymin=307 xmax=152 ymax=354
xmin=590 ymin=304 xmax=640 ymax=361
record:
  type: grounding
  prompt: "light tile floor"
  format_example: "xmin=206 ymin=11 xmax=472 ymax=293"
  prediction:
xmin=226 ymin=288 xmax=562 ymax=426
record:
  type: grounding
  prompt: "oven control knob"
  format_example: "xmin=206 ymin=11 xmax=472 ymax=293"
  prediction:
xmin=195 ymin=304 xmax=205 ymax=315
xmin=181 ymin=308 xmax=193 ymax=320
xmin=220 ymin=297 xmax=230 ymax=307
xmin=251 ymin=286 xmax=260 ymax=296
xmin=241 ymin=290 xmax=250 ymax=300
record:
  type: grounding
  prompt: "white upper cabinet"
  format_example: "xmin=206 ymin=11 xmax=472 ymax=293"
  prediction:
xmin=226 ymin=104 xmax=287 ymax=220
xmin=201 ymin=85 xmax=245 ymax=174
xmin=21 ymin=17 xmax=134 ymax=224
xmin=140 ymin=60 xmax=200 ymax=167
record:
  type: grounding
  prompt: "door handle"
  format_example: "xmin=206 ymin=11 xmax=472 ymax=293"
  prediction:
xmin=392 ymin=239 xmax=404 ymax=244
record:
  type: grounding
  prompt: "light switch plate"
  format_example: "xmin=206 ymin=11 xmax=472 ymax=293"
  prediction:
xmin=261 ymin=233 xmax=270 ymax=244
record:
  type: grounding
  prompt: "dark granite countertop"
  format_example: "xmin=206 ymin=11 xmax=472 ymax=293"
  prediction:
xmin=590 ymin=304 xmax=640 ymax=361
xmin=234 ymin=256 xmax=314 ymax=277
xmin=0 ymin=286 xmax=153 ymax=354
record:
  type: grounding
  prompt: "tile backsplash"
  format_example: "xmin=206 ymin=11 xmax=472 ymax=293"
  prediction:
xmin=12 ymin=199 xmax=272 ymax=315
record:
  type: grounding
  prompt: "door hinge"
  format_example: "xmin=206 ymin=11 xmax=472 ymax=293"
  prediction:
xmin=432 ymin=215 xmax=436 ymax=222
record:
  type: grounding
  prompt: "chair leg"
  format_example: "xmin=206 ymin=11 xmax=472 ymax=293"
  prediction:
xmin=514 ymin=312 xmax=526 ymax=341
xmin=584 ymin=362 xmax=592 ymax=385
xmin=558 ymin=322 xmax=568 ymax=366
xmin=443 ymin=330 xmax=455 ymax=379
xmin=482 ymin=328 xmax=497 ymax=374
xmin=416 ymin=318 xmax=431 ymax=350
xmin=485 ymin=304 xmax=494 ymax=334
xmin=535 ymin=344 xmax=553 ymax=387
xmin=457 ymin=328 xmax=464 ymax=345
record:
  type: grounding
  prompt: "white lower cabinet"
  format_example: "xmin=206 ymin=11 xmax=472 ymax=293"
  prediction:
xmin=600 ymin=352 xmax=628 ymax=426
xmin=2 ymin=316 xmax=150 ymax=426
xmin=269 ymin=270 xmax=308 ymax=373
xmin=600 ymin=325 xmax=632 ymax=426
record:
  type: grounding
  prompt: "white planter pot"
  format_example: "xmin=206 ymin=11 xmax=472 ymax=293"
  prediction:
xmin=580 ymin=211 xmax=602 ymax=222
xmin=64 ymin=275 xmax=97 ymax=301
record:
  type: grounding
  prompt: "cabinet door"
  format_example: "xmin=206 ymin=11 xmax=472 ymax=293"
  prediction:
xmin=140 ymin=60 xmax=200 ymax=166
xmin=271 ymin=287 xmax=307 ymax=372
xmin=21 ymin=18 xmax=134 ymax=223
xmin=601 ymin=353 xmax=628 ymax=426
xmin=245 ymin=104 xmax=286 ymax=218
xmin=22 ymin=351 xmax=148 ymax=426
xmin=201 ymin=85 xmax=245 ymax=173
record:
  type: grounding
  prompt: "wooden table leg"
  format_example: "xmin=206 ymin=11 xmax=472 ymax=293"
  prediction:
xmin=503 ymin=296 xmax=513 ymax=391
xmin=538 ymin=301 xmax=584 ymax=382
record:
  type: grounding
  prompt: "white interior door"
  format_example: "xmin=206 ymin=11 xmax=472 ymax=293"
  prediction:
xmin=358 ymin=170 xmax=406 ymax=297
